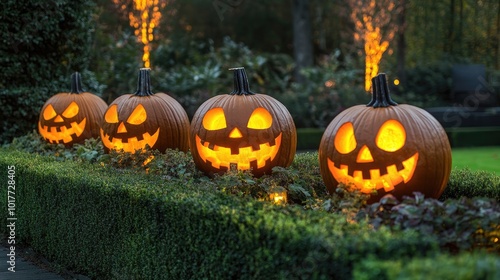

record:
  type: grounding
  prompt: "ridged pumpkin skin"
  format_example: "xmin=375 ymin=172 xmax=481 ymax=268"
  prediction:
xmin=319 ymin=74 xmax=451 ymax=203
xmin=190 ymin=67 xmax=297 ymax=177
xmin=100 ymin=68 xmax=190 ymax=153
xmin=38 ymin=72 xmax=108 ymax=146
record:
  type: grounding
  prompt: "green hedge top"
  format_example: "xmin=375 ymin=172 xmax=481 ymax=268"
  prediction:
xmin=0 ymin=148 xmax=443 ymax=279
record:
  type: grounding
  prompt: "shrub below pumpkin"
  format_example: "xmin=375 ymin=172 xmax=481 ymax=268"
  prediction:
xmin=4 ymin=132 xmax=500 ymax=255
xmin=0 ymin=148 xmax=443 ymax=279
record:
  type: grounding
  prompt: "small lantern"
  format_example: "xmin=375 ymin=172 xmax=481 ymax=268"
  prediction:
xmin=269 ymin=187 xmax=288 ymax=205
xmin=100 ymin=68 xmax=190 ymax=153
xmin=318 ymin=73 xmax=452 ymax=203
xmin=189 ymin=67 xmax=297 ymax=177
xmin=38 ymin=72 xmax=108 ymax=146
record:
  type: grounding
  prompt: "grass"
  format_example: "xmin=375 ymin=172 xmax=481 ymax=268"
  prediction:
xmin=452 ymin=146 xmax=500 ymax=175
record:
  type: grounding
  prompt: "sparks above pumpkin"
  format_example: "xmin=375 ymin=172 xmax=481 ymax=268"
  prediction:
xmin=190 ymin=67 xmax=297 ymax=177
xmin=319 ymin=73 xmax=452 ymax=202
xmin=38 ymin=72 xmax=108 ymax=146
xmin=100 ymin=68 xmax=190 ymax=153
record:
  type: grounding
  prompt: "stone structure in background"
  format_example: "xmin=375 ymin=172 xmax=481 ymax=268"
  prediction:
xmin=451 ymin=64 xmax=497 ymax=107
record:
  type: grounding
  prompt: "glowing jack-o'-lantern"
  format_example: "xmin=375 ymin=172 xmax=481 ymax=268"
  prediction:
xmin=100 ymin=68 xmax=189 ymax=153
xmin=319 ymin=73 xmax=452 ymax=202
xmin=190 ymin=67 xmax=297 ymax=177
xmin=38 ymin=72 xmax=107 ymax=146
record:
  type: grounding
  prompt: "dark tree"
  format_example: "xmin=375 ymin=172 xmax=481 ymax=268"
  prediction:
xmin=292 ymin=0 xmax=314 ymax=83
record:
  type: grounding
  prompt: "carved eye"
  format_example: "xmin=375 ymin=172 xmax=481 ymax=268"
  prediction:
xmin=334 ymin=122 xmax=357 ymax=154
xmin=376 ymin=120 xmax=406 ymax=152
xmin=247 ymin=108 xmax=272 ymax=129
xmin=105 ymin=105 xmax=119 ymax=123
xmin=43 ymin=104 xmax=57 ymax=120
xmin=203 ymin=108 xmax=227 ymax=130
xmin=127 ymin=104 xmax=147 ymax=125
xmin=62 ymin=101 xmax=79 ymax=118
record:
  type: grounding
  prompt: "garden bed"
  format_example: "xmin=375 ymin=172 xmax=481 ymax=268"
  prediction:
xmin=0 ymin=135 xmax=499 ymax=279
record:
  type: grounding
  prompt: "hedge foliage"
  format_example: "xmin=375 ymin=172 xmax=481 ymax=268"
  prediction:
xmin=353 ymin=251 xmax=500 ymax=280
xmin=1 ymin=133 xmax=499 ymax=279
xmin=442 ymin=168 xmax=500 ymax=201
xmin=0 ymin=0 xmax=97 ymax=143
xmin=0 ymin=148 xmax=443 ymax=279
xmin=1 ymin=146 xmax=499 ymax=279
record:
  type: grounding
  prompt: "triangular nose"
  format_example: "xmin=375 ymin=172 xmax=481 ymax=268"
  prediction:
xmin=54 ymin=115 xmax=64 ymax=123
xmin=117 ymin=122 xmax=127 ymax=133
xmin=229 ymin=127 xmax=243 ymax=138
xmin=357 ymin=145 xmax=374 ymax=163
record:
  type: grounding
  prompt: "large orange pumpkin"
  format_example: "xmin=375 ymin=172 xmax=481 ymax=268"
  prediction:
xmin=38 ymin=72 xmax=107 ymax=146
xmin=100 ymin=68 xmax=190 ymax=153
xmin=319 ymin=73 xmax=452 ymax=202
xmin=190 ymin=67 xmax=296 ymax=177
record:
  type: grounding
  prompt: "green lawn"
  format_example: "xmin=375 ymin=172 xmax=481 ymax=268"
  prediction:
xmin=452 ymin=146 xmax=500 ymax=175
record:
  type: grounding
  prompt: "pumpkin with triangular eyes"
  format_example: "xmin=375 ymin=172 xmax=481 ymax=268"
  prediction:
xmin=38 ymin=72 xmax=108 ymax=146
xmin=190 ymin=67 xmax=297 ymax=177
xmin=100 ymin=68 xmax=190 ymax=153
xmin=319 ymin=73 xmax=452 ymax=203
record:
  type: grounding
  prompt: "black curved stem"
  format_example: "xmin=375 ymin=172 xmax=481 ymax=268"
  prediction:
xmin=229 ymin=67 xmax=254 ymax=95
xmin=134 ymin=68 xmax=154 ymax=96
xmin=367 ymin=76 xmax=377 ymax=106
xmin=70 ymin=72 xmax=84 ymax=94
xmin=367 ymin=73 xmax=397 ymax=108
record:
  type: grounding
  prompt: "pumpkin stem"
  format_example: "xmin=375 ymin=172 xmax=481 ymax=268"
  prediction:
xmin=229 ymin=67 xmax=255 ymax=95
xmin=134 ymin=68 xmax=154 ymax=96
xmin=70 ymin=72 xmax=84 ymax=94
xmin=367 ymin=73 xmax=397 ymax=108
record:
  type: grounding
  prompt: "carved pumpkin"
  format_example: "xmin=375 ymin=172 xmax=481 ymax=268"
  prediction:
xmin=319 ymin=73 xmax=452 ymax=202
xmin=38 ymin=72 xmax=107 ymax=146
xmin=100 ymin=68 xmax=190 ymax=153
xmin=190 ymin=67 xmax=296 ymax=177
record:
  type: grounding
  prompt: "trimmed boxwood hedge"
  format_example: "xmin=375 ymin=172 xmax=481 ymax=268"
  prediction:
xmin=442 ymin=168 xmax=500 ymax=201
xmin=0 ymin=149 xmax=445 ymax=279
xmin=353 ymin=251 xmax=500 ymax=280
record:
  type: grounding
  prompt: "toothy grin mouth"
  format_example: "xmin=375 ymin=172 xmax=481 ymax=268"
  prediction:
xmin=195 ymin=133 xmax=282 ymax=171
xmin=38 ymin=119 xmax=87 ymax=144
xmin=100 ymin=128 xmax=160 ymax=153
xmin=327 ymin=153 xmax=419 ymax=193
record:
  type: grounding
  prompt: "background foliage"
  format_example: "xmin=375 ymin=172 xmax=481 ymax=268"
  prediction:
xmin=1 ymin=0 xmax=499 ymax=143
xmin=0 ymin=0 xmax=98 ymax=143
xmin=2 ymin=133 xmax=499 ymax=278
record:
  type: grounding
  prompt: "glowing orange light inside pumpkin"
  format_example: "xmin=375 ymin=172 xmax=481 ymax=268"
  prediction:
xmin=195 ymin=134 xmax=282 ymax=171
xmin=357 ymin=145 xmax=373 ymax=163
xmin=196 ymin=107 xmax=282 ymax=171
xmin=43 ymin=104 xmax=57 ymax=120
xmin=62 ymin=102 xmax=79 ymax=118
xmin=376 ymin=119 xmax=406 ymax=152
xmin=105 ymin=104 xmax=119 ymax=123
xmin=38 ymin=102 xmax=87 ymax=144
xmin=203 ymin=107 xmax=227 ymax=130
xmin=101 ymin=103 xmax=159 ymax=153
xmin=127 ymin=104 xmax=147 ymax=125
xmin=329 ymin=120 xmax=418 ymax=193
xmin=100 ymin=128 xmax=160 ymax=153
xmin=229 ymin=128 xmax=243 ymax=138
xmin=334 ymin=122 xmax=357 ymax=154
xmin=247 ymin=107 xmax=273 ymax=129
